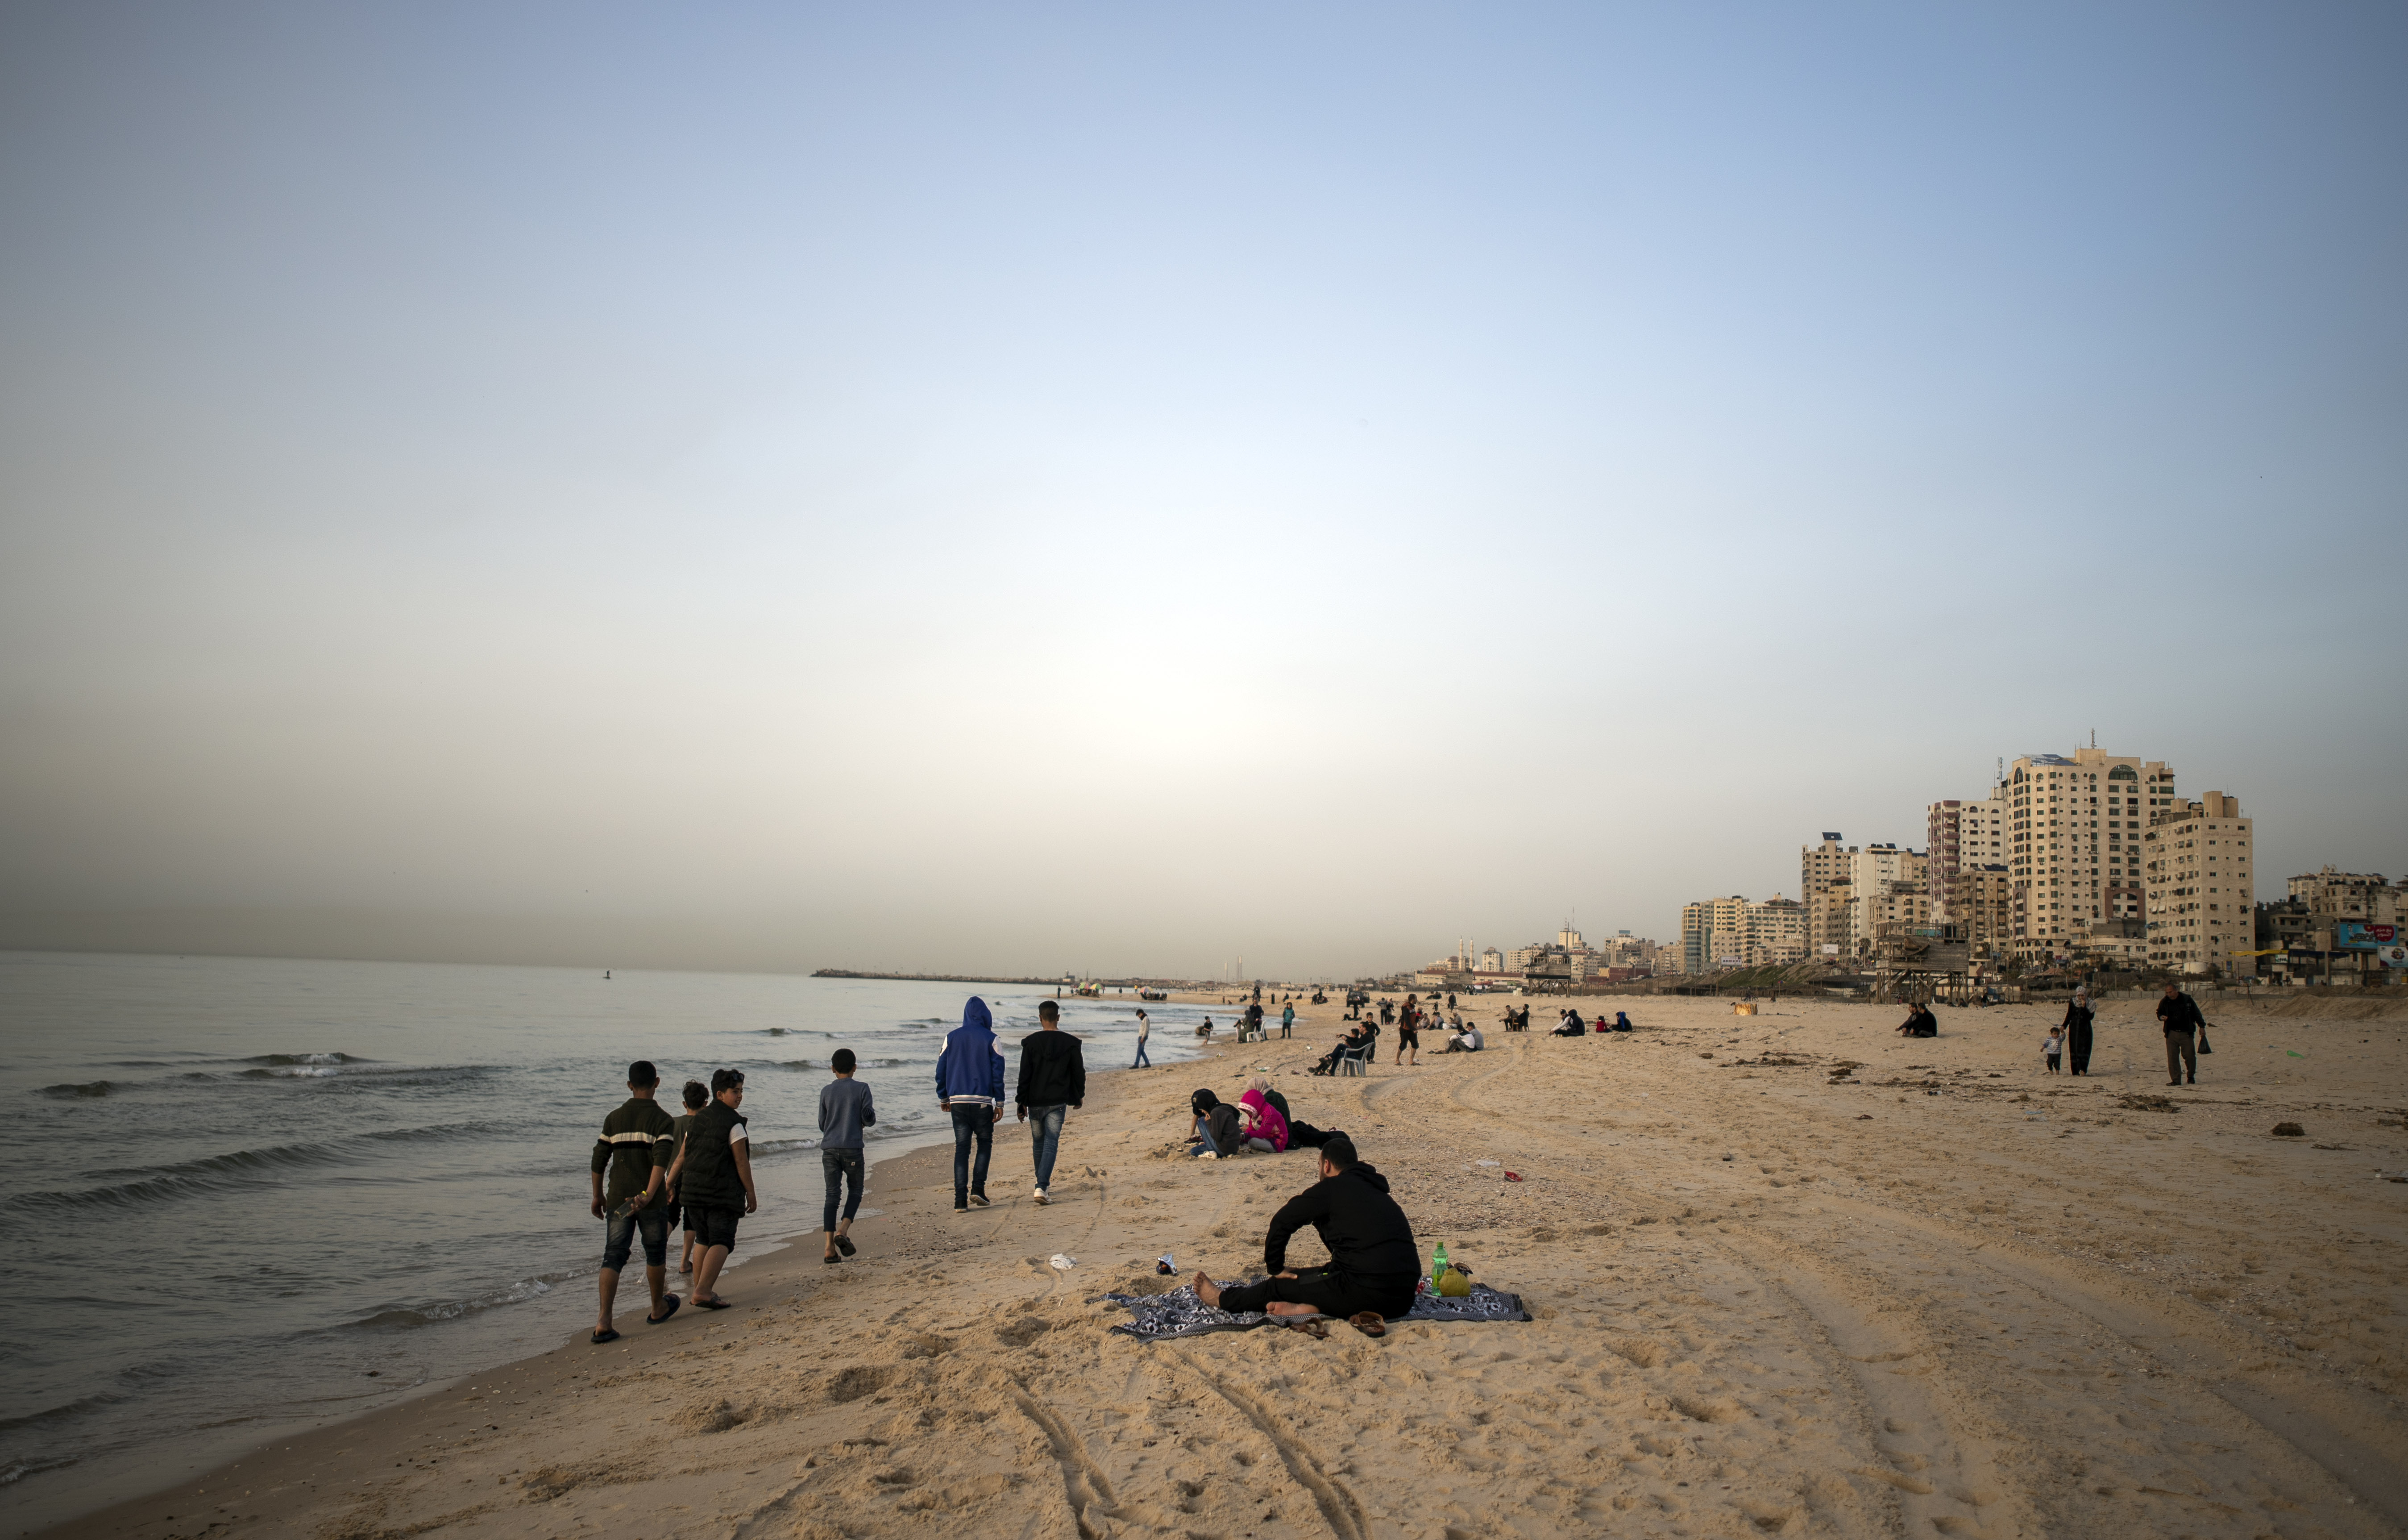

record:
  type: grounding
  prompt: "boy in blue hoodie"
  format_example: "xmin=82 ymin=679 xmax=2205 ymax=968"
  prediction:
xmin=935 ymin=996 xmax=1008 ymax=1212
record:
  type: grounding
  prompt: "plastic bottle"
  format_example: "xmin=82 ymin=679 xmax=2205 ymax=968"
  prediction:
xmin=1431 ymin=1242 xmax=1449 ymax=1286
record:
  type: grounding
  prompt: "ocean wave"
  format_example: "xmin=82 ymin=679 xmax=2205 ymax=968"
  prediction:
xmin=0 ymin=1453 xmax=80 ymax=1487
xmin=773 ymin=1059 xmax=814 ymax=1070
xmin=0 ymin=1391 xmax=123 ymax=1436
xmin=40 ymin=1081 xmax=112 ymax=1099
xmin=235 ymin=1062 xmax=488 ymax=1082
xmin=764 ymin=1027 xmax=787 ymax=1035
xmin=6 ymin=1125 xmax=479 ymax=1217
xmin=341 ymin=1269 xmax=577 ymax=1332
xmin=241 ymin=1052 xmax=373 ymax=1066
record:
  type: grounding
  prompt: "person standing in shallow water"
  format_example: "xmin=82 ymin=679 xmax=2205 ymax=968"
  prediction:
xmin=1015 ymin=1000 xmax=1085 ymax=1205
xmin=2062 ymin=989 xmax=2096 ymax=1075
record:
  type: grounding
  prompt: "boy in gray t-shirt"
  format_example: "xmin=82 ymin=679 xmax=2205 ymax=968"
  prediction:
xmin=818 ymin=1049 xmax=876 ymax=1263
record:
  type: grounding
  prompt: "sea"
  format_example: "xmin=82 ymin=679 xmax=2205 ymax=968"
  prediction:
xmin=0 ymin=950 xmax=1218 ymax=1529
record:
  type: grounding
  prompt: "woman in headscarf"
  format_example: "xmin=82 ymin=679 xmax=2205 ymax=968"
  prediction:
xmin=1237 ymin=1083 xmax=1289 ymax=1152
xmin=2063 ymin=989 xmax=2096 ymax=1076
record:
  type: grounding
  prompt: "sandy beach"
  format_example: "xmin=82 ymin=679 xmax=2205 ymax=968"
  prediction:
xmin=45 ymin=989 xmax=2408 ymax=1540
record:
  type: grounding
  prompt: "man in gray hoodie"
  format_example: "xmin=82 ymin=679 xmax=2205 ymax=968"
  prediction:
xmin=818 ymin=1049 xmax=876 ymax=1263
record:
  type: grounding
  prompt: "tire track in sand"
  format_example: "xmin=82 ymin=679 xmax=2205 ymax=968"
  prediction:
xmin=1159 ymin=1344 xmax=1370 ymax=1540
xmin=1008 ymin=1377 xmax=1120 ymax=1540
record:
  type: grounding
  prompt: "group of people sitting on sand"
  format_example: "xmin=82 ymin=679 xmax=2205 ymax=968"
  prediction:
xmin=1551 ymin=1008 xmax=1633 ymax=1036
xmin=1895 ymin=1003 xmax=1939 ymax=1037
xmin=1187 ymin=1078 xmax=1337 ymax=1157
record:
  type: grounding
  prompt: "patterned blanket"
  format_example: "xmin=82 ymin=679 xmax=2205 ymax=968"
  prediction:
xmin=1104 ymin=1280 xmax=1531 ymax=1340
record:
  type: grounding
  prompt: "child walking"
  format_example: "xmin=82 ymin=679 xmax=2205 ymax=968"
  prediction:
xmin=2043 ymin=1026 xmax=2063 ymax=1074
xmin=818 ymin=1049 xmax=876 ymax=1263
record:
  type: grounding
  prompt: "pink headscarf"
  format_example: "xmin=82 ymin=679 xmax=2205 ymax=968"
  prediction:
xmin=1237 ymin=1088 xmax=1289 ymax=1152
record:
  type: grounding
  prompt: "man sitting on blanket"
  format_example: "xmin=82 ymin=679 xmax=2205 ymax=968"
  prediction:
xmin=1192 ymin=1135 xmax=1422 ymax=1324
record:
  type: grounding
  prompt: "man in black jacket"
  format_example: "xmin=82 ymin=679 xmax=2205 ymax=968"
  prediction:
xmin=1193 ymin=1135 xmax=1421 ymax=1322
xmin=1015 ymin=1000 xmax=1085 ymax=1204
xmin=2157 ymin=982 xmax=2205 ymax=1085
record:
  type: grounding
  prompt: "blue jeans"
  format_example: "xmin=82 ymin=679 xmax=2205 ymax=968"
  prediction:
xmin=950 ymin=1104 xmax=993 ymax=1202
xmin=821 ymin=1149 xmax=864 ymax=1233
xmin=1028 ymin=1103 xmax=1068 ymax=1190
xmin=603 ymin=1205 xmax=669 ymax=1271
xmin=1132 ymin=1039 xmax=1151 ymax=1068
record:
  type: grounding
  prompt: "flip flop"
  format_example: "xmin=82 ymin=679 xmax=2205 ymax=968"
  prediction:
xmin=694 ymin=1296 xmax=732 ymax=1310
xmin=1284 ymin=1317 xmax=1329 ymax=1339
xmin=646 ymin=1295 xmax=681 ymax=1325
xmin=823 ymin=1253 xmax=842 ymax=1265
xmin=1347 ymin=1311 xmax=1387 ymax=1338
xmin=835 ymin=1235 xmax=856 ymax=1257
xmin=590 ymin=1328 xmax=620 ymax=1344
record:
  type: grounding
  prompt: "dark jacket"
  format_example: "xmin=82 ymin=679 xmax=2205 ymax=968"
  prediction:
xmin=1262 ymin=1162 xmax=1420 ymax=1278
xmin=590 ymin=1096 xmax=676 ymax=1208
xmin=2157 ymin=992 xmax=2205 ymax=1032
xmin=1197 ymin=1103 xmax=1241 ymax=1155
xmin=678 ymin=1099 xmax=750 ymax=1209
xmin=936 ymin=997 xmax=1008 ymax=1105
xmin=1016 ymin=1028 xmax=1086 ymax=1108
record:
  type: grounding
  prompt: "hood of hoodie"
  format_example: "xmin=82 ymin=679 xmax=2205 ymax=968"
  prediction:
xmin=1342 ymin=1163 xmax=1391 ymax=1195
xmin=959 ymin=996 xmax=994 ymax=1041
xmin=1191 ymin=1088 xmax=1220 ymax=1115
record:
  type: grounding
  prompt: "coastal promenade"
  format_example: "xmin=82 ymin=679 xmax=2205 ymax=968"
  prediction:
xmin=53 ymin=992 xmax=2408 ymax=1540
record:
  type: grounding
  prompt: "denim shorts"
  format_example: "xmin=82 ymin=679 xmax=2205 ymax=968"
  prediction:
xmin=603 ymin=1205 xmax=670 ymax=1270
xmin=688 ymin=1204 xmax=742 ymax=1251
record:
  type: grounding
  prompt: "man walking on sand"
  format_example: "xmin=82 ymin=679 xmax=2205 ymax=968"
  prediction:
xmin=1132 ymin=1008 xmax=1152 ymax=1069
xmin=1192 ymin=1134 xmax=1421 ymax=1327
xmin=665 ymin=1068 xmax=756 ymax=1309
xmin=2157 ymin=982 xmax=2205 ymax=1086
xmin=588 ymin=1059 xmax=679 ymax=1344
xmin=937 ymin=996 xmax=1007 ymax=1211
xmin=1016 ymin=999 xmax=1085 ymax=1205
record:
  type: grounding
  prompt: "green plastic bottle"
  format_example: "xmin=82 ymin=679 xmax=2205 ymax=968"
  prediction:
xmin=1431 ymin=1242 xmax=1449 ymax=1286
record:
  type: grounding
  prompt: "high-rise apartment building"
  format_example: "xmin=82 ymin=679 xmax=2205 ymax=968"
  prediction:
xmin=2143 ymin=791 xmax=2254 ymax=974
xmin=2008 ymin=747 xmax=2173 ymax=959
xmin=1801 ymin=834 xmax=1852 ymax=956
xmin=1928 ymin=788 xmax=2009 ymax=905
xmin=1946 ymin=866 xmax=2013 ymax=953
xmin=1681 ymin=895 xmax=1807 ymax=971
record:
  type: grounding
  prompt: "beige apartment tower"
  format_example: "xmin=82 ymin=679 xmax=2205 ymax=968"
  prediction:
xmin=2007 ymin=747 xmax=2171 ymax=960
xmin=1928 ymin=787 xmax=2008 ymax=904
xmin=2144 ymin=792 xmax=2255 ymax=974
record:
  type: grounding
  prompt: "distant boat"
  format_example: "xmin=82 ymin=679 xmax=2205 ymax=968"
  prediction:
xmin=1138 ymin=989 xmax=1167 ymax=1002
xmin=604 ymin=970 xmax=611 ymax=980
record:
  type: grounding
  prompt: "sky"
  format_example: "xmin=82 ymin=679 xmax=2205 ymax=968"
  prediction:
xmin=2 ymin=2 xmax=2403 ymax=981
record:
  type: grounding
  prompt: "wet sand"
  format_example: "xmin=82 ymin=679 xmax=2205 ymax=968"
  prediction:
xmin=45 ymin=990 xmax=2408 ymax=1540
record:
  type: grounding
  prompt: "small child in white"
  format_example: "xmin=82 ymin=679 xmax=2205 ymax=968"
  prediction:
xmin=2043 ymin=1027 xmax=2063 ymax=1074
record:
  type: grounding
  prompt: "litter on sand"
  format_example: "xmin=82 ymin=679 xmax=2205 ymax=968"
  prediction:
xmin=1106 ymin=1280 xmax=1532 ymax=1340
xmin=1050 ymin=1253 xmax=1078 ymax=1270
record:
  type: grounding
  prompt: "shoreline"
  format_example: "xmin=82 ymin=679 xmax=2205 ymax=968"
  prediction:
xmin=24 ymin=1004 xmax=1226 ymax=1538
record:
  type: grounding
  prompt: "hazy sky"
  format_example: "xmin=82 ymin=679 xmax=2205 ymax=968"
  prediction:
xmin=3 ymin=3 xmax=2403 ymax=979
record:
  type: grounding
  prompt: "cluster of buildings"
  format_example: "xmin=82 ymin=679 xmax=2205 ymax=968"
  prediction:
xmin=1401 ymin=743 xmax=2400 ymax=989
xmin=1413 ymin=926 xmax=1665 ymax=990
xmin=1668 ymin=744 xmax=2404 ymax=982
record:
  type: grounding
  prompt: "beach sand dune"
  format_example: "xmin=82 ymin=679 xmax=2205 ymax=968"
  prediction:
xmin=52 ymin=993 xmax=2408 ymax=1540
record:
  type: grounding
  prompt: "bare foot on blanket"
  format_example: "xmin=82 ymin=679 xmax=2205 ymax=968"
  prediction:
xmin=1192 ymin=1271 xmax=1222 ymax=1307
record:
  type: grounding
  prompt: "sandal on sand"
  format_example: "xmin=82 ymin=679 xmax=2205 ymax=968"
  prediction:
xmin=823 ymin=1253 xmax=842 ymax=1265
xmin=1284 ymin=1317 xmax=1329 ymax=1339
xmin=695 ymin=1297 xmax=732 ymax=1310
xmin=646 ymin=1295 xmax=681 ymax=1325
xmin=835 ymin=1235 xmax=856 ymax=1257
xmin=1347 ymin=1311 xmax=1387 ymax=1338
xmin=590 ymin=1328 xmax=620 ymax=1344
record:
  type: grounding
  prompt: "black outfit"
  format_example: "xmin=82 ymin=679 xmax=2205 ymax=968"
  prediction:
xmin=679 ymin=1099 xmax=750 ymax=1250
xmin=1217 ymin=1163 xmax=1422 ymax=1320
xmin=2157 ymin=991 xmax=2204 ymax=1083
xmin=1014 ymin=1029 xmax=1087 ymax=1108
xmin=2061 ymin=1001 xmax=2096 ymax=1075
